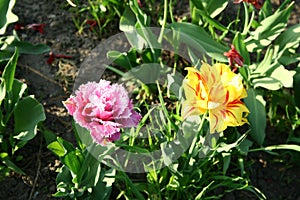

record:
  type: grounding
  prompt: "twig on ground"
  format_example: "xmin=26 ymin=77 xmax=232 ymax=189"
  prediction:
xmin=18 ymin=63 xmax=61 ymax=86
xmin=28 ymin=135 xmax=43 ymax=200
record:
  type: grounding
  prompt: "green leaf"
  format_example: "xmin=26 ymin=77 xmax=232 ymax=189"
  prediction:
xmin=0 ymin=80 xmax=6 ymax=106
xmin=62 ymin=150 xmax=83 ymax=175
xmin=103 ymin=168 xmax=115 ymax=187
xmin=57 ymin=137 xmax=76 ymax=153
xmin=253 ymin=66 xmax=296 ymax=90
xmin=293 ymin=72 xmax=300 ymax=108
xmin=47 ymin=141 xmax=66 ymax=157
xmin=233 ymin=32 xmax=250 ymax=65
xmin=275 ymin=23 xmax=300 ymax=52
xmin=90 ymin=169 xmax=115 ymax=200
xmin=191 ymin=0 xmax=228 ymax=18
xmin=270 ymin=66 xmax=295 ymax=88
xmin=56 ymin=165 xmax=73 ymax=185
xmin=222 ymin=153 xmax=231 ymax=175
xmin=42 ymin=129 xmax=57 ymax=146
xmin=264 ymin=144 xmax=300 ymax=152
xmin=0 ymin=152 xmax=25 ymax=175
xmin=167 ymin=73 xmax=183 ymax=99
xmin=73 ymin=122 xmax=92 ymax=150
xmin=77 ymin=154 xmax=101 ymax=186
xmin=244 ymin=88 xmax=266 ymax=145
xmin=10 ymin=79 xmax=27 ymax=109
xmin=237 ymin=139 xmax=253 ymax=155
xmin=4 ymin=40 xmax=51 ymax=54
xmin=13 ymin=96 xmax=46 ymax=141
xmin=107 ymin=51 xmax=132 ymax=70
xmin=251 ymin=144 xmax=300 ymax=153
xmin=2 ymin=48 xmax=18 ymax=92
xmin=278 ymin=54 xmax=300 ymax=66
xmin=167 ymin=22 xmax=228 ymax=62
xmin=90 ymin=181 xmax=111 ymax=200
xmin=252 ymin=76 xmax=282 ymax=90
xmin=245 ymin=2 xmax=294 ymax=52
xmin=119 ymin=7 xmax=145 ymax=51
xmin=130 ymin=63 xmax=162 ymax=84
xmin=259 ymin=0 xmax=273 ymax=21
xmin=0 ymin=0 xmax=18 ymax=35
xmin=0 ymin=50 xmax=12 ymax=62
xmin=0 ymin=0 xmax=10 ymax=29
xmin=193 ymin=9 xmax=228 ymax=31
xmin=253 ymin=46 xmax=274 ymax=75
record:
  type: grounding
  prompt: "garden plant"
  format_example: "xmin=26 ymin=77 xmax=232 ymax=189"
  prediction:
xmin=0 ymin=0 xmax=300 ymax=199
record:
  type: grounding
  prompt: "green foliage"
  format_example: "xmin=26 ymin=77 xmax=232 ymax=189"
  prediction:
xmin=294 ymin=72 xmax=300 ymax=108
xmin=14 ymin=96 xmax=46 ymax=141
xmin=45 ymin=129 xmax=114 ymax=200
xmin=245 ymin=2 xmax=294 ymax=52
xmin=66 ymin=0 xmax=129 ymax=37
xmin=53 ymin=0 xmax=300 ymax=199
xmin=244 ymin=89 xmax=266 ymax=145
xmin=190 ymin=0 xmax=228 ymax=23
xmin=0 ymin=49 xmax=46 ymax=178
xmin=0 ymin=0 xmax=50 ymax=64
xmin=167 ymin=22 xmax=228 ymax=62
xmin=0 ymin=0 xmax=49 ymax=178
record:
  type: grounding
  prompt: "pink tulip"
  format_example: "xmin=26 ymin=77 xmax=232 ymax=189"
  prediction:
xmin=63 ymin=80 xmax=141 ymax=145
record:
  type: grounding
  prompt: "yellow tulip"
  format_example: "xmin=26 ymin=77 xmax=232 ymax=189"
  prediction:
xmin=182 ymin=63 xmax=249 ymax=133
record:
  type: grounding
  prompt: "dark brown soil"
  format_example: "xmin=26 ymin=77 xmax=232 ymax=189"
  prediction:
xmin=0 ymin=0 xmax=299 ymax=200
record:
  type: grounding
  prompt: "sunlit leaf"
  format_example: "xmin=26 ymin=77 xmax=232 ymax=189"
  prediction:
xmin=270 ymin=66 xmax=295 ymax=88
xmin=275 ymin=23 xmax=300 ymax=52
xmin=47 ymin=141 xmax=66 ymax=157
xmin=253 ymin=77 xmax=282 ymax=90
xmin=245 ymin=2 xmax=294 ymax=52
xmin=191 ymin=0 xmax=228 ymax=18
xmin=14 ymin=96 xmax=46 ymax=141
xmin=0 ymin=0 xmax=18 ymax=35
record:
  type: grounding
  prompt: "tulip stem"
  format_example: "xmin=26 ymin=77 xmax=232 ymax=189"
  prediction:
xmin=242 ymin=3 xmax=255 ymax=36
xmin=158 ymin=0 xmax=168 ymax=43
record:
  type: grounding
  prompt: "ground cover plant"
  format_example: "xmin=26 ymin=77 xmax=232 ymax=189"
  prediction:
xmin=0 ymin=0 xmax=299 ymax=199
xmin=0 ymin=0 xmax=49 ymax=179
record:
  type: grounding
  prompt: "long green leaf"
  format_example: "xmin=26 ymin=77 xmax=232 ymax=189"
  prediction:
xmin=245 ymin=2 xmax=294 ymax=52
xmin=62 ymin=150 xmax=82 ymax=175
xmin=0 ymin=152 xmax=25 ymax=175
xmin=6 ymin=40 xmax=51 ymax=54
xmin=275 ymin=23 xmax=300 ymax=51
xmin=191 ymin=0 xmax=228 ymax=18
xmin=119 ymin=7 xmax=145 ymax=51
xmin=0 ymin=80 xmax=6 ymax=106
xmin=0 ymin=0 xmax=9 ymax=29
xmin=293 ymin=72 xmax=300 ymax=108
xmin=244 ymin=88 xmax=266 ymax=145
xmin=250 ymin=144 xmax=300 ymax=153
xmin=2 ymin=48 xmax=18 ymax=92
xmin=168 ymin=22 xmax=228 ymax=62
xmin=233 ymin=32 xmax=250 ymax=65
